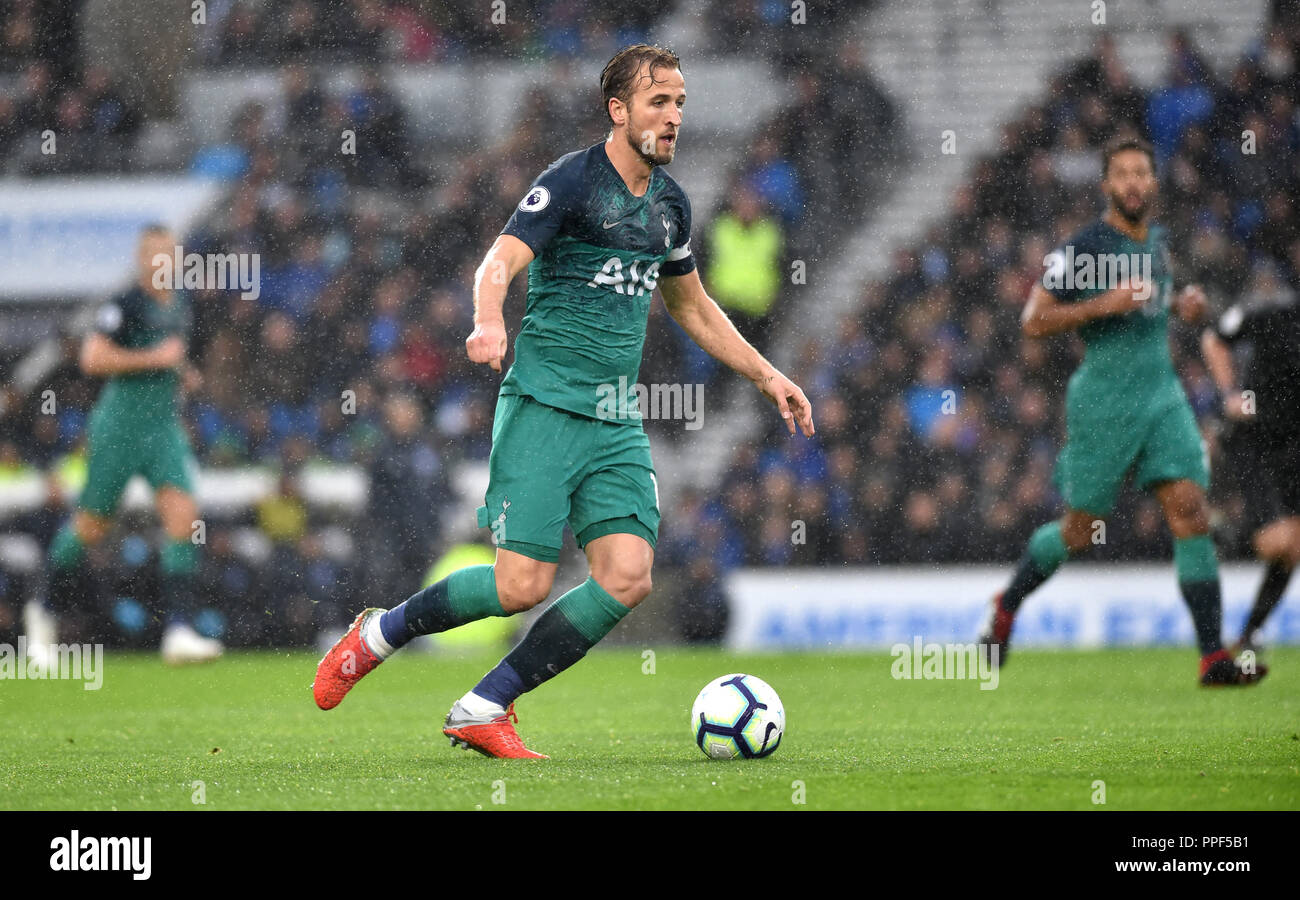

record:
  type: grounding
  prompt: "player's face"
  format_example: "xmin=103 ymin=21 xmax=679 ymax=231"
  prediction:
xmin=1102 ymin=149 xmax=1157 ymax=224
xmin=620 ymin=63 xmax=684 ymax=167
xmin=138 ymin=230 xmax=176 ymax=291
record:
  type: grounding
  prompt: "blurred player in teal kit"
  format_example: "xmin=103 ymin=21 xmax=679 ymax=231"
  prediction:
xmin=26 ymin=225 xmax=221 ymax=667
xmin=980 ymin=137 xmax=1265 ymax=686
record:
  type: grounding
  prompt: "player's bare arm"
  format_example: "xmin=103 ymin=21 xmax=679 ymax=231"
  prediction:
xmin=1200 ymin=326 xmax=1250 ymax=419
xmin=1020 ymin=281 xmax=1145 ymax=338
xmin=79 ymin=332 xmax=185 ymax=377
xmin=659 ymin=268 xmax=814 ymax=437
xmin=181 ymin=363 xmax=203 ymax=394
xmin=466 ymin=233 xmax=534 ymax=373
xmin=1173 ymin=284 xmax=1208 ymax=323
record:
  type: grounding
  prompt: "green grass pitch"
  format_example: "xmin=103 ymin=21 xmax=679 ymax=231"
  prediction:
xmin=2 ymin=647 xmax=1296 ymax=810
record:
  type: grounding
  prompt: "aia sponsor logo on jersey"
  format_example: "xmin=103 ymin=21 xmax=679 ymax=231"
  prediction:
xmin=587 ymin=256 xmax=662 ymax=297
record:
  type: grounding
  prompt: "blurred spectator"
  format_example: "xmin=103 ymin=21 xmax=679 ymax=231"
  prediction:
xmin=704 ymin=186 xmax=783 ymax=352
xmin=256 ymin=467 xmax=309 ymax=545
xmin=366 ymin=392 xmax=448 ymax=600
xmin=673 ymin=556 xmax=729 ymax=643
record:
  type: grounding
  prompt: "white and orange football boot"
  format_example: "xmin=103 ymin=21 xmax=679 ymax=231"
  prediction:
xmin=312 ymin=608 xmax=385 ymax=709
xmin=443 ymin=699 xmax=548 ymax=759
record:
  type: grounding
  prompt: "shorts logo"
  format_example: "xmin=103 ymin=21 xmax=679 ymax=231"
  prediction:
xmin=491 ymin=497 xmax=509 ymax=545
xmin=519 ymin=187 xmax=550 ymax=212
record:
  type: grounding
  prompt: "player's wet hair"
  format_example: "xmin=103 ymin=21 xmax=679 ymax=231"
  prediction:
xmin=139 ymin=222 xmax=173 ymax=241
xmin=600 ymin=43 xmax=681 ymax=125
xmin=1102 ymin=135 xmax=1156 ymax=177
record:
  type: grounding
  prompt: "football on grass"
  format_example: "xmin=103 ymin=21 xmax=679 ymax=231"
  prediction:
xmin=691 ymin=673 xmax=784 ymax=760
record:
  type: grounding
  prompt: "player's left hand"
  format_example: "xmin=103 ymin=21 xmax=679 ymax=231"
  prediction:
xmin=1175 ymin=285 xmax=1209 ymax=323
xmin=182 ymin=364 xmax=202 ymax=393
xmin=753 ymin=367 xmax=814 ymax=437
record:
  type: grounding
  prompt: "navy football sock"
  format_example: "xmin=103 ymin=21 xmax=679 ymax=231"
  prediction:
xmin=1242 ymin=560 xmax=1291 ymax=640
xmin=1175 ymin=536 xmax=1223 ymax=657
xmin=1002 ymin=522 xmax=1068 ymax=614
xmin=472 ymin=577 xmax=628 ymax=708
xmin=379 ymin=564 xmax=505 ymax=650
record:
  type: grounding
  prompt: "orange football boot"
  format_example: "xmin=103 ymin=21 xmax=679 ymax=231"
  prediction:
xmin=1199 ymin=648 xmax=1268 ymax=686
xmin=312 ymin=608 xmax=386 ymax=709
xmin=443 ymin=701 xmax=548 ymax=759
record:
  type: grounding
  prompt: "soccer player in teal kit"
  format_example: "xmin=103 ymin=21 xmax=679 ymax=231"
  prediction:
xmin=314 ymin=45 xmax=816 ymax=756
xmin=979 ymin=137 xmax=1264 ymax=686
xmin=28 ymin=224 xmax=221 ymax=667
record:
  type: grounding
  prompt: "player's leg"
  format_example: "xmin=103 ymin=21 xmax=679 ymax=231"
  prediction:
xmin=48 ymin=509 xmax=112 ymax=574
xmin=312 ymin=546 xmax=547 ymax=711
xmin=1004 ymin=510 xmax=1098 ymax=613
xmin=1138 ymin=400 xmax=1263 ymax=684
xmin=1151 ymin=478 xmax=1248 ymax=682
xmin=1233 ymin=442 xmax=1300 ymax=650
xmin=980 ymin=390 xmax=1131 ymax=665
xmin=444 ymin=532 xmax=651 ymax=759
xmin=155 ymin=484 xmax=222 ymax=663
xmin=442 ymin=418 xmax=659 ymax=758
xmin=146 ymin=421 xmax=221 ymax=663
xmin=364 ymin=547 xmax=544 ymax=657
xmin=29 ymin=417 xmax=131 ymax=664
xmin=1237 ymin=517 xmax=1299 ymax=650
xmin=25 ymin=508 xmax=113 ymax=667
xmin=156 ymin=485 xmax=199 ymax=620
xmin=313 ymin=393 xmax=573 ymax=710
xmin=979 ymin=510 xmax=1098 ymax=664
xmin=462 ymin=532 xmax=649 ymax=712
xmin=47 ymin=433 xmax=125 ymax=593
xmin=313 ymin=537 xmax=554 ymax=712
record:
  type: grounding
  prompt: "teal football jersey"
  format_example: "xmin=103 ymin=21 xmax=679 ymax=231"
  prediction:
xmin=498 ymin=141 xmax=695 ymax=424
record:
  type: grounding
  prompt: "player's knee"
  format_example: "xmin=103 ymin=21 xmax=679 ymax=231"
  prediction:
xmin=495 ymin=565 xmax=554 ymax=613
xmin=591 ymin=563 xmax=652 ymax=606
xmin=620 ymin=570 xmax=653 ymax=605
xmin=1177 ymin=511 xmax=1209 ymax=537
xmin=74 ymin=512 xmax=109 ymax=545
xmin=162 ymin=518 xmax=193 ymax=542
xmin=1158 ymin=482 xmax=1209 ymax=537
xmin=157 ymin=491 xmax=197 ymax=539
xmin=1061 ymin=515 xmax=1099 ymax=552
xmin=1166 ymin=499 xmax=1209 ymax=537
xmin=1253 ymin=518 xmax=1300 ymax=562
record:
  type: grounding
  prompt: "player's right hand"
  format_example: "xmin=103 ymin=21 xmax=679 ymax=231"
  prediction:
xmin=754 ymin=367 xmax=815 ymax=438
xmin=1223 ymin=392 xmax=1253 ymax=421
xmin=466 ymin=320 xmax=508 ymax=373
xmin=153 ymin=336 xmax=186 ymax=369
xmin=1103 ymin=282 xmax=1146 ymax=317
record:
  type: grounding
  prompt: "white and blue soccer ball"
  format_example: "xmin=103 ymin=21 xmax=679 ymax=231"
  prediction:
xmin=691 ymin=673 xmax=784 ymax=760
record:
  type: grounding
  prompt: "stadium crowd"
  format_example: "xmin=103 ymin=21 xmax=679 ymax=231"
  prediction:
xmin=679 ymin=18 xmax=1300 ymax=582
xmin=7 ymin=2 xmax=1288 ymax=646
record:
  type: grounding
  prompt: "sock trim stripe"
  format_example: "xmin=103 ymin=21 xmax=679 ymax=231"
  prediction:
xmin=363 ymin=612 xmax=395 ymax=659
xmin=584 ymin=576 xmax=630 ymax=621
xmin=554 ymin=577 xmax=629 ymax=644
